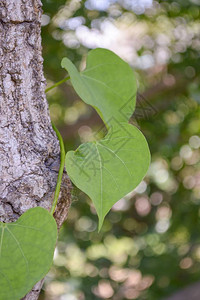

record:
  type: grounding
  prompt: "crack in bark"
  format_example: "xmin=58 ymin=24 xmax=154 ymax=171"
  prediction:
xmin=0 ymin=19 xmax=39 ymax=25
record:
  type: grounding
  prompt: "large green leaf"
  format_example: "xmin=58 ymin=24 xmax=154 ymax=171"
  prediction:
xmin=61 ymin=48 xmax=137 ymax=127
xmin=66 ymin=124 xmax=150 ymax=229
xmin=0 ymin=207 xmax=57 ymax=300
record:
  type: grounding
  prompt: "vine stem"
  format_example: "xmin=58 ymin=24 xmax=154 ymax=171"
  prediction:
xmin=45 ymin=76 xmax=70 ymax=214
xmin=45 ymin=76 xmax=70 ymax=93
xmin=50 ymin=122 xmax=66 ymax=215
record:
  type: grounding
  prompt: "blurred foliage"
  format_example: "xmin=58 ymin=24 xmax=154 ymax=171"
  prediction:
xmin=40 ymin=0 xmax=200 ymax=299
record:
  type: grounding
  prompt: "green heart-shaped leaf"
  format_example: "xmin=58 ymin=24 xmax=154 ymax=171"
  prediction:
xmin=61 ymin=48 xmax=137 ymax=127
xmin=0 ymin=207 xmax=57 ymax=300
xmin=66 ymin=124 xmax=150 ymax=229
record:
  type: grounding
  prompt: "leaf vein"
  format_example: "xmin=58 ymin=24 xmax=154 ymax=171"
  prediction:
xmin=0 ymin=227 xmax=5 ymax=258
xmin=6 ymin=227 xmax=29 ymax=277
xmin=97 ymin=143 xmax=132 ymax=178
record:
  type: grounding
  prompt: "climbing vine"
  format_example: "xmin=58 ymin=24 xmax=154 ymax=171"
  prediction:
xmin=0 ymin=48 xmax=150 ymax=300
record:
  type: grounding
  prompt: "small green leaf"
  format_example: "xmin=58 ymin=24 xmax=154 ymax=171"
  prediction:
xmin=0 ymin=207 xmax=57 ymax=300
xmin=61 ymin=48 xmax=137 ymax=127
xmin=66 ymin=124 xmax=150 ymax=230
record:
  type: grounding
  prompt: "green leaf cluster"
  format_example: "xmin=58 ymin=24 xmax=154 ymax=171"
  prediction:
xmin=62 ymin=48 xmax=151 ymax=229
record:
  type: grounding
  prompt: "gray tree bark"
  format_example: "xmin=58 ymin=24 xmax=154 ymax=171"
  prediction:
xmin=0 ymin=0 xmax=71 ymax=299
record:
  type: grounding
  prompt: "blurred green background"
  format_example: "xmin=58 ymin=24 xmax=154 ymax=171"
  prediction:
xmin=40 ymin=1 xmax=200 ymax=299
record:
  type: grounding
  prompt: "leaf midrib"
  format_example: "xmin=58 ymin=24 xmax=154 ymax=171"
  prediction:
xmin=95 ymin=145 xmax=103 ymax=221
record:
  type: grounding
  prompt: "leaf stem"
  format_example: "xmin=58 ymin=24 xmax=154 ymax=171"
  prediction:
xmin=45 ymin=76 xmax=70 ymax=93
xmin=50 ymin=123 xmax=66 ymax=215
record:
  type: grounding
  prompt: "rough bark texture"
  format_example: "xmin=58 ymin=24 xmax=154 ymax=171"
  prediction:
xmin=0 ymin=0 xmax=72 ymax=299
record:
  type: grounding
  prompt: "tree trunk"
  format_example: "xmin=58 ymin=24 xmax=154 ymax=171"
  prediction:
xmin=0 ymin=0 xmax=71 ymax=299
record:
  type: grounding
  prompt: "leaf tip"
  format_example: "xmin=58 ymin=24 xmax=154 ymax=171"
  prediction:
xmin=97 ymin=215 xmax=105 ymax=232
xmin=61 ymin=57 xmax=68 ymax=69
